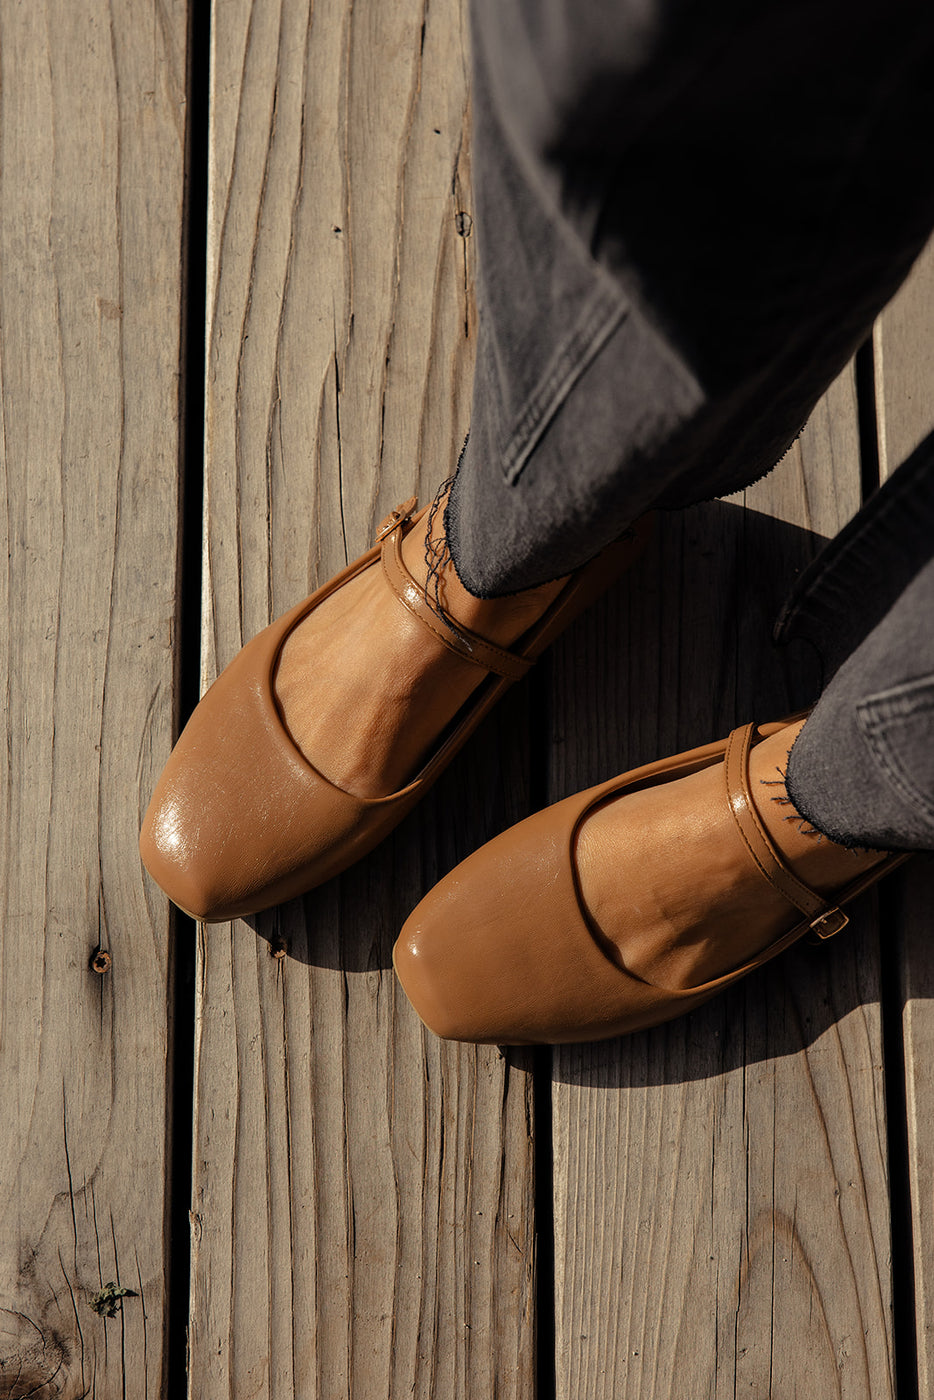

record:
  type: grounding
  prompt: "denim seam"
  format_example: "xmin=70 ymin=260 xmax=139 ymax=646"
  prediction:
xmin=475 ymin=291 xmax=509 ymax=460
xmin=856 ymin=678 xmax=934 ymax=825
xmin=502 ymin=286 xmax=629 ymax=487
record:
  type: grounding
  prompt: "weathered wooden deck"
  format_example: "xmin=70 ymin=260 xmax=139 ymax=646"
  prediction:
xmin=3 ymin=2 xmax=934 ymax=1396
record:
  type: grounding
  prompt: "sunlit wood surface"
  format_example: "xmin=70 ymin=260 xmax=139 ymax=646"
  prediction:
xmin=1 ymin=0 xmax=932 ymax=1395
xmin=0 ymin=1 xmax=187 ymax=1396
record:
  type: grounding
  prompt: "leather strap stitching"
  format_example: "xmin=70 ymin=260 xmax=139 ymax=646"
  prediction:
xmin=378 ymin=510 xmax=532 ymax=681
xmin=725 ymin=723 xmax=832 ymax=923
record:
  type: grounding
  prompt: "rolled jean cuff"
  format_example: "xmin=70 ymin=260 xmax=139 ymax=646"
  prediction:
xmin=786 ymin=672 xmax=934 ymax=854
xmin=445 ymin=291 xmax=704 ymax=598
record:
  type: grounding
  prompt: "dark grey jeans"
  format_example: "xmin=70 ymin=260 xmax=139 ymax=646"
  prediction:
xmin=445 ymin=0 xmax=934 ymax=851
xmin=783 ymin=441 xmax=934 ymax=851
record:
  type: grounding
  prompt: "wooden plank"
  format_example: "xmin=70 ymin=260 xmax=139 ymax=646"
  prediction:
xmin=891 ymin=862 xmax=934 ymax=1399
xmin=550 ymin=365 xmax=898 ymax=1397
xmin=0 ymin=1 xmax=188 ymax=1396
xmin=873 ymin=236 xmax=934 ymax=481
xmin=190 ymin=0 xmax=536 ymax=1394
xmin=873 ymin=235 xmax=934 ymax=1396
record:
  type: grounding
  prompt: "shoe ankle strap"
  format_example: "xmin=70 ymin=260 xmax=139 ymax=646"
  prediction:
xmin=377 ymin=501 xmax=533 ymax=682
xmin=375 ymin=497 xmax=420 ymax=542
xmin=725 ymin=721 xmax=848 ymax=938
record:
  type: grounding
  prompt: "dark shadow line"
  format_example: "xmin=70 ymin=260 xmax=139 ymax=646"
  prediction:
xmin=529 ymin=660 xmax=557 ymax=1400
xmin=165 ymin=909 xmax=198 ymax=1399
xmin=165 ymin=0 xmax=211 ymax=1393
xmin=855 ymin=336 xmax=882 ymax=503
xmin=878 ymin=883 xmax=920 ymax=1400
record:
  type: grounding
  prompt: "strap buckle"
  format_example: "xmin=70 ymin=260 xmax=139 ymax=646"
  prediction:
xmin=375 ymin=496 xmax=418 ymax=543
xmin=810 ymin=907 xmax=848 ymax=940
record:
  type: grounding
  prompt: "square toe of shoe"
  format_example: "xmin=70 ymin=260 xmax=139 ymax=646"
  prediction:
xmin=139 ymin=721 xmax=372 ymax=920
xmin=140 ymin=783 xmax=253 ymax=922
xmin=392 ymin=802 xmax=658 ymax=1045
xmin=138 ymin=626 xmax=380 ymax=919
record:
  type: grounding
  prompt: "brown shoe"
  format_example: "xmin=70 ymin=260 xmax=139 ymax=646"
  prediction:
xmin=393 ymin=719 xmax=909 ymax=1044
xmin=139 ymin=500 xmax=651 ymax=921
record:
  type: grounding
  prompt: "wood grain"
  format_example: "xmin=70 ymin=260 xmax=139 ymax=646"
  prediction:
xmin=549 ymin=365 xmax=898 ymax=1398
xmin=191 ymin=0 xmax=536 ymax=1394
xmin=873 ymin=234 xmax=934 ymax=1397
xmin=888 ymin=861 xmax=934 ymax=1400
xmin=0 ymin=1 xmax=187 ymax=1396
xmin=873 ymin=236 xmax=934 ymax=481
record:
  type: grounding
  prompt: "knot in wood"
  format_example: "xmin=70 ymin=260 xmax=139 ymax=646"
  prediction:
xmin=0 ymin=1309 xmax=68 ymax=1399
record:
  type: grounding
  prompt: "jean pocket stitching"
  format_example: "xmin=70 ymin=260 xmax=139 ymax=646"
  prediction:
xmin=856 ymin=675 xmax=934 ymax=824
xmin=501 ymin=287 xmax=628 ymax=487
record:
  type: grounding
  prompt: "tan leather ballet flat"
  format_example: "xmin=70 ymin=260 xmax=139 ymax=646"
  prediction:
xmin=393 ymin=719 xmax=909 ymax=1044
xmin=140 ymin=499 xmax=651 ymax=921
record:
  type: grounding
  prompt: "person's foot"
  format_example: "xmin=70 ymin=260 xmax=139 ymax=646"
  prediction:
xmin=274 ymin=495 xmax=567 ymax=796
xmin=574 ymin=717 xmax=887 ymax=991
xmin=393 ymin=717 xmax=904 ymax=1045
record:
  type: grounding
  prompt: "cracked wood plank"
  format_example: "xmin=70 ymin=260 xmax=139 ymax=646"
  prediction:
xmin=191 ymin=0 xmax=535 ymax=1395
xmin=0 ymin=0 xmax=188 ymax=1397
xmin=548 ymin=363 xmax=897 ymax=1398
